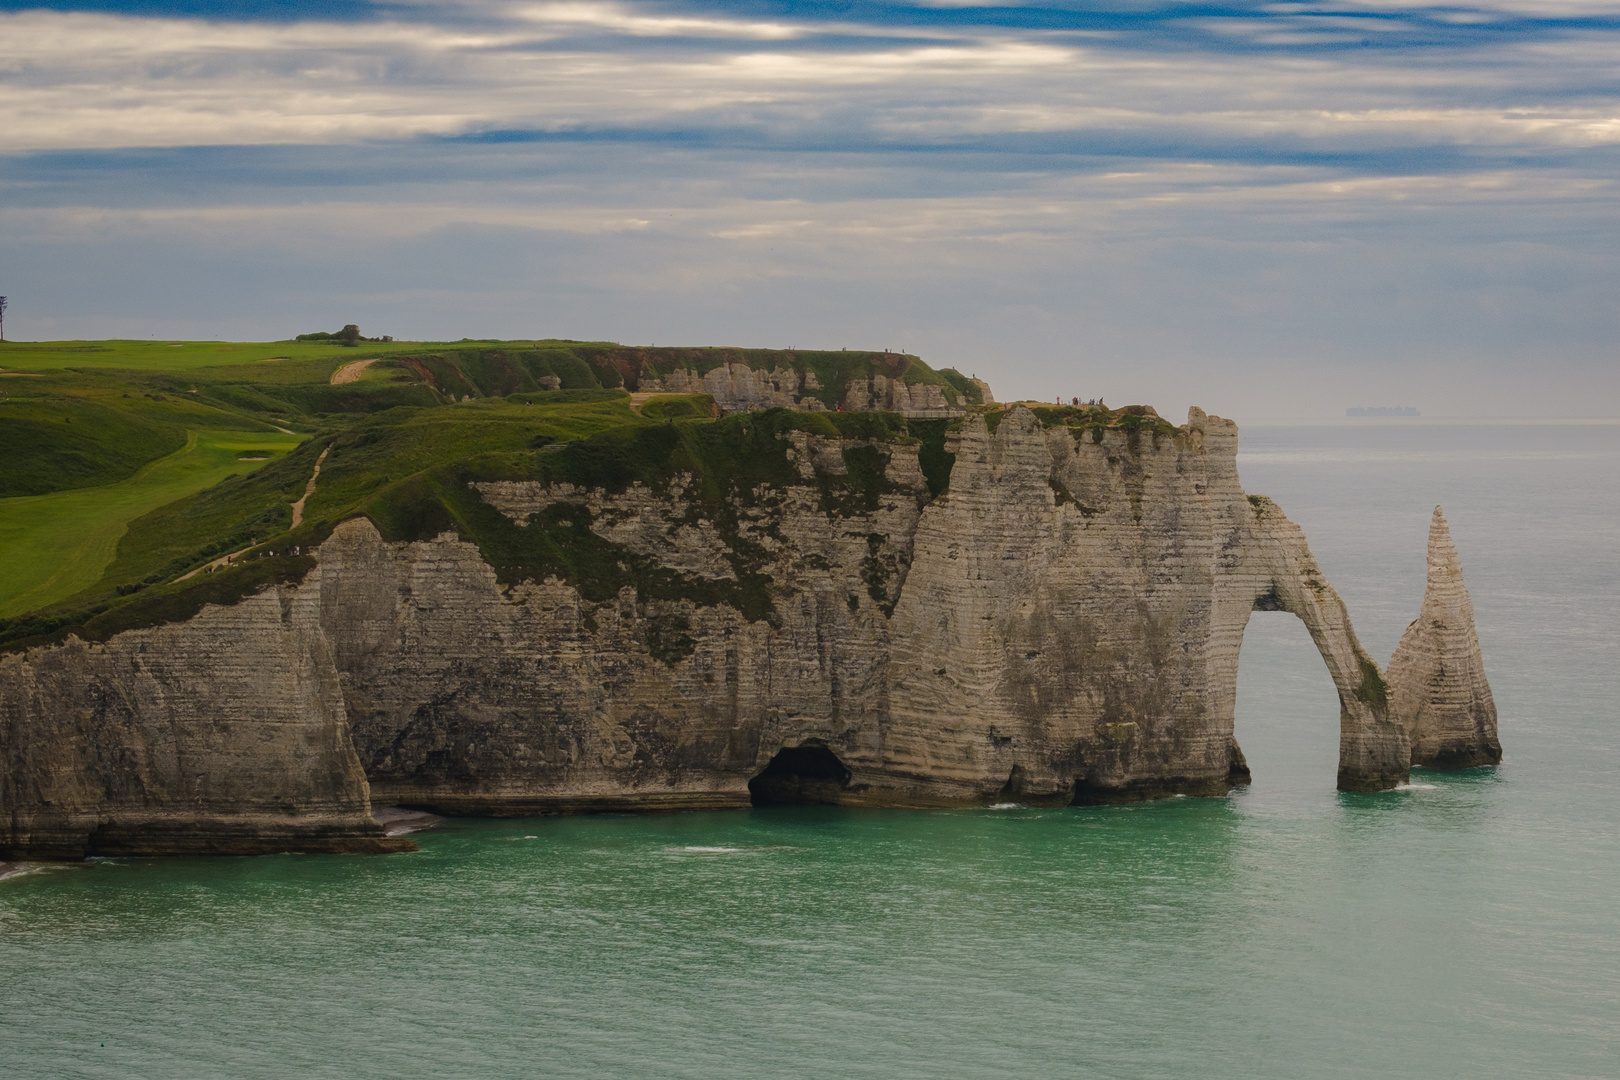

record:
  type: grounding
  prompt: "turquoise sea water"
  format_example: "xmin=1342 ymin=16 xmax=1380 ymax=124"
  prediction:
xmin=4 ymin=421 xmax=1618 ymax=1079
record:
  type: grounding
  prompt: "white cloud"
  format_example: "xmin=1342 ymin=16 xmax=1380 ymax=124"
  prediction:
xmin=512 ymin=2 xmax=807 ymax=39
xmin=0 ymin=6 xmax=1617 ymax=153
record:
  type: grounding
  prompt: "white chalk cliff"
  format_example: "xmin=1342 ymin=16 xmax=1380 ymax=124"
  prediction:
xmin=0 ymin=407 xmax=1499 ymax=858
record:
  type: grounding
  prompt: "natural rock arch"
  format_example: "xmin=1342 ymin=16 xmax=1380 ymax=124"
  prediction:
xmin=1223 ymin=494 xmax=1409 ymax=793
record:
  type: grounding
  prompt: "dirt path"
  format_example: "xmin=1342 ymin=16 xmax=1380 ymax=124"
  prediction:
xmin=178 ymin=543 xmax=254 ymax=582
xmin=175 ymin=445 xmax=328 ymax=582
xmin=330 ymin=358 xmax=377 ymax=385
xmin=628 ymin=392 xmax=657 ymax=414
xmin=290 ymin=445 xmax=331 ymax=528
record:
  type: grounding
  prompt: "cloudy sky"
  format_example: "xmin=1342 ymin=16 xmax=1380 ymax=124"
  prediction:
xmin=1 ymin=0 xmax=1617 ymax=416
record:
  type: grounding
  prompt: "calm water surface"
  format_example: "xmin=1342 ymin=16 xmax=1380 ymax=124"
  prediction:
xmin=4 ymin=422 xmax=1617 ymax=1079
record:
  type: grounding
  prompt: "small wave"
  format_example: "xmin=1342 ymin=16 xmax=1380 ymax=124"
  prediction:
xmin=987 ymin=803 xmax=1023 ymax=810
xmin=681 ymin=845 xmax=742 ymax=853
xmin=1394 ymin=783 xmax=1437 ymax=791
xmin=0 ymin=861 xmax=71 ymax=883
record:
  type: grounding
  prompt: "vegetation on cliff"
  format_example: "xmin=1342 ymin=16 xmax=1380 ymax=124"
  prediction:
xmin=0 ymin=339 xmax=970 ymax=650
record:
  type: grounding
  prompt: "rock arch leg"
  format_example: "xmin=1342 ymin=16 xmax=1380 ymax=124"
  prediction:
xmin=1247 ymin=500 xmax=1410 ymax=792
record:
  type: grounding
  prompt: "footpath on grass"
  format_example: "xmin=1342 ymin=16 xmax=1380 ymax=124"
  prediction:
xmin=330 ymin=358 xmax=378 ymax=385
xmin=0 ymin=428 xmax=304 ymax=618
xmin=177 ymin=444 xmax=328 ymax=581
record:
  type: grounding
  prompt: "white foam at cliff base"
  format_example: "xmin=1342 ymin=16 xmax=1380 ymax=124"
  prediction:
xmin=987 ymin=803 xmax=1023 ymax=810
xmin=1394 ymin=782 xmax=1438 ymax=790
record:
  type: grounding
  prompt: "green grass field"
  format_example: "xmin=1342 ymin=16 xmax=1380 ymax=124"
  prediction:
xmin=0 ymin=338 xmax=515 ymax=372
xmin=0 ymin=428 xmax=302 ymax=617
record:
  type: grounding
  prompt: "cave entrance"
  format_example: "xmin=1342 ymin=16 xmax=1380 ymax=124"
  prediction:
xmin=748 ymin=743 xmax=853 ymax=807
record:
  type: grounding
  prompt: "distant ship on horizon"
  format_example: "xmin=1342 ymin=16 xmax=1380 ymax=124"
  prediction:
xmin=1346 ymin=405 xmax=1420 ymax=417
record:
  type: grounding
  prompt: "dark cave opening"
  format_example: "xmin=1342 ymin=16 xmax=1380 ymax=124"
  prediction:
xmin=747 ymin=744 xmax=853 ymax=807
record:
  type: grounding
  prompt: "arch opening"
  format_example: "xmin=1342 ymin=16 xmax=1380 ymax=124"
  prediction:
xmin=748 ymin=744 xmax=852 ymax=807
xmin=1232 ymin=609 xmax=1346 ymax=799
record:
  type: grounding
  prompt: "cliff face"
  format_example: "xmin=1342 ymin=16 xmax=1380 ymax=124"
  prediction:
xmin=640 ymin=362 xmax=811 ymax=413
xmin=638 ymin=360 xmax=965 ymax=417
xmin=1 ymin=405 xmax=1487 ymax=858
xmin=321 ymin=432 xmax=931 ymax=813
xmin=1386 ymin=507 xmax=1502 ymax=769
xmin=0 ymin=578 xmax=405 ymax=858
xmin=879 ymin=407 xmax=1404 ymax=802
xmin=322 ymin=406 xmax=1406 ymax=809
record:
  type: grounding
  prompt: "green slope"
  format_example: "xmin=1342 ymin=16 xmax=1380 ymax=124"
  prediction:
xmin=0 ymin=428 xmax=303 ymax=617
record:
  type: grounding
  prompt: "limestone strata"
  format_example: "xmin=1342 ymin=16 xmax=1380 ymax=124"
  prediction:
xmin=1387 ymin=507 xmax=1501 ymax=769
xmin=2 ymin=406 xmax=1463 ymax=856
xmin=0 ymin=578 xmax=407 ymax=858
xmin=639 ymin=363 xmax=810 ymax=413
xmin=880 ymin=407 xmax=1404 ymax=801
xmin=842 ymin=374 xmax=957 ymax=418
xmin=639 ymin=361 xmax=970 ymax=418
xmin=321 ymin=434 xmax=930 ymax=814
xmin=302 ymin=407 xmax=1405 ymax=812
xmin=329 ymin=407 xmax=1405 ymax=809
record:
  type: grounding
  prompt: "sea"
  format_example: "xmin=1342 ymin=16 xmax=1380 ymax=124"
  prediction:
xmin=3 ymin=420 xmax=1617 ymax=1079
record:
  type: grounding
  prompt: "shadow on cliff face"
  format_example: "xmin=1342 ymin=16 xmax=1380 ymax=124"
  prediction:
xmin=748 ymin=744 xmax=853 ymax=807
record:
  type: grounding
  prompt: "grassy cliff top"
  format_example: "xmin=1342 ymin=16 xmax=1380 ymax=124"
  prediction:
xmin=0 ymin=337 xmax=976 ymax=647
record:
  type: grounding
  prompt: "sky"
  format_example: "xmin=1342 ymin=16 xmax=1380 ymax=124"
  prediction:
xmin=0 ymin=0 xmax=1617 ymax=417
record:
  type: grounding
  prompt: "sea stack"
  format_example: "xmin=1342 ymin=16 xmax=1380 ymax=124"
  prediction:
xmin=1387 ymin=506 xmax=1502 ymax=769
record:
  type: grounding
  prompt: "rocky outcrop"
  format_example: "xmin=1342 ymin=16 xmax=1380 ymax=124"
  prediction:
xmin=1 ymin=406 xmax=1492 ymax=857
xmin=639 ymin=360 xmax=975 ymax=418
xmin=842 ymin=374 xmax=957 ymax=417
xmin=0 ymin=577 xmax=407 ymax=858
xmin=638 ymin=363 xmax=810 ymax=413
xmin=1387 ymin=507 xmax=1501 ymax=769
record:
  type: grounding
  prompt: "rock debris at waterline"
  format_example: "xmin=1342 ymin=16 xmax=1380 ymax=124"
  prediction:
xmin=0 ymin=406 xmax=1500 ymax=859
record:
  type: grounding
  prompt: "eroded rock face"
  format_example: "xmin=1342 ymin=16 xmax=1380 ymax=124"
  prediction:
xmin=1387 ymin=507 xmax=1502 ymax=769
xmin=2 ymin=406 xmax=1472 ymax=857
xmin=842 ymin=374 xmax=957 ymax=418
xmin=639 ymin=362 xmax=973 ymax=418
xmin=326 ymin=408 xmax=1406 ymax=809
xmin=880 ymin=407 xmax=1405 ymax=802
xmin=640 ymin=363 xmax=810 ymax=413
xmin=0 ymin=577 xmax=403 ymax=858
xmin=320 ymin=436 xmax=931 ymax=814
